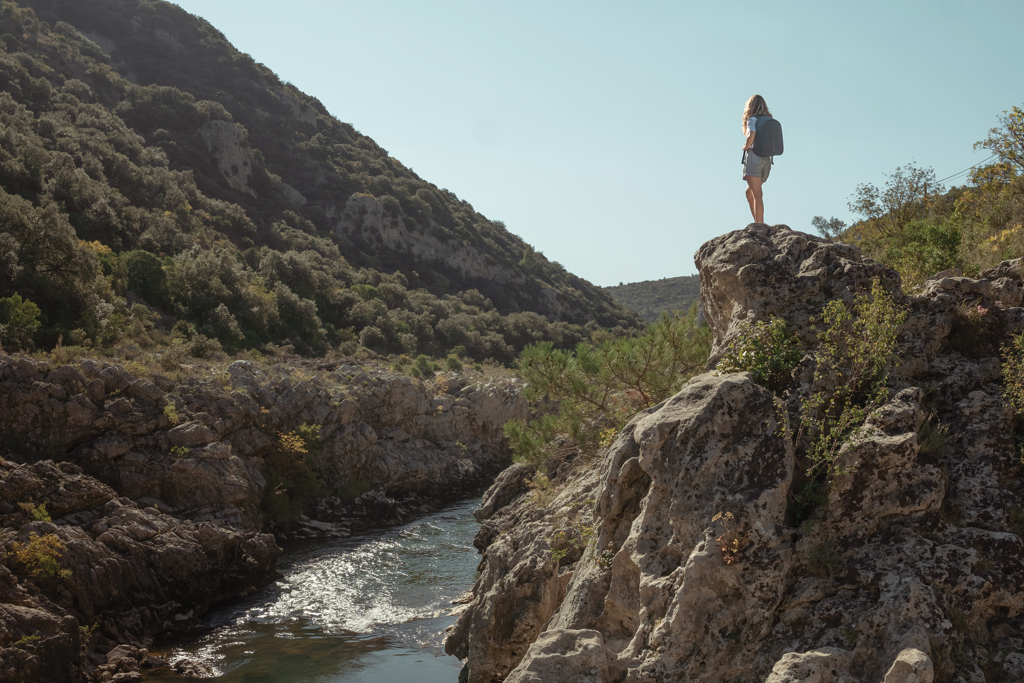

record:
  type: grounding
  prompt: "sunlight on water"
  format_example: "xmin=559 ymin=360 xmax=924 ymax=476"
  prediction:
xmin=146 ymin=499 xmax=481 ymax=683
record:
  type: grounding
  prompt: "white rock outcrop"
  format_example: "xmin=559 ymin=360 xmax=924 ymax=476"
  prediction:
xmin=447 ymin=224 xmax=1024 ymax=682
xmin=198 ymin=119 xmax=255 ymax=196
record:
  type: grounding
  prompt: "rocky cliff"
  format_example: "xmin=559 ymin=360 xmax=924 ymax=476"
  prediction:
xmin=446 ymin=224 xmax=1024 ymax=683
xmin=0 ymin=356 xmax=526 ymax=530
xmin=0 ymin=459 xmax=279 ymax=682
xmin=0 ymin=355 xmax=526 ymax=681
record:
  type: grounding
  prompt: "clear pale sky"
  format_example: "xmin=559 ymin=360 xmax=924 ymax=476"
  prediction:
xmin=168 ymin=0 xmax=1023 ymax=287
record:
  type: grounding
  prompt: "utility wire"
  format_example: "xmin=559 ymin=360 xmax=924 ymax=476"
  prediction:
xmin=934 ymin=154 xmax=998 ymax=185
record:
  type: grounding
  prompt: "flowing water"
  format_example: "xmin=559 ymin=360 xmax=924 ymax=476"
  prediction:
xmin=146 ymin=499 xmax=481 ymax=682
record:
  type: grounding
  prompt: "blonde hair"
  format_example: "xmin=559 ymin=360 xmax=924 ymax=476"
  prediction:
xmin=741 ymin=95 xmax=772 ymax=134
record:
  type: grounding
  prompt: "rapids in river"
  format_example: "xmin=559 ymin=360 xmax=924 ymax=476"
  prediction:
xmin=146 ymin=499 xmax=481 ymax=682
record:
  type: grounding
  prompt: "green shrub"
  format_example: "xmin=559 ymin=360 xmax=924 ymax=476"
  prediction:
xmin=950 ymin=300 xmax=1006 ymax=359
xmin=121 ymin=250 xmax=171 ymax=308
xmin=918 ymin=413 xmax=952 ymax=462
xmin=1001 ymin=331 xmax=1024 ymax=417
xmin=158 ymin=341 xmax=189 ymax=371
xmin=260 ymin=426 xmax=323 ymax=529
xmin=506 ymin=306 xmax=711 ymax=466
xmin=358 ymin=325 xmax=386 ymax=350
xmin=14 ymin=634 xmax=41 ymax=648
xmin=17 ymin=503 xmax=51 ymax=522
xmin=7 ymin=532 xmax=71 ymax=580
xmin=717 ymin=317 xmax=801 ymax=394
xmin=446 ymin=355 xmax=463 ymax=371
xmin=505 ymin=414 xmax=559 ymax=466
xmin=549 ymin=521 xmax=595 ymax=565
xmin=163 ymin=403 xmax=180 ymax=425
xmin=79 ymin=623 xmax=98 ymax=650
xmin=0 ymin=293 xmax=41 ymax=350
xmin=869 ymin=220 xmax=963 ymax=289
xmin=793 ymin=279 xmax=906 ymax=481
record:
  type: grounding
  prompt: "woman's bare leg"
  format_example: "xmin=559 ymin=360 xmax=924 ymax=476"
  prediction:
xmin=744 ymin=176 xmax=764 ymax=223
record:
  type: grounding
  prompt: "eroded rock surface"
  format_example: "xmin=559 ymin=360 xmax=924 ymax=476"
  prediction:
xmin=332 ymin=195 xmax=584 ymax=322
xmin=448 ymin=224 xmax=1024 ymax=682
xmin=0 ymin=358 xmax=526 ymax=531
xmin=0 ymin=459 xmax=278 ymax=682
xmin=0 ymin=357 xmax=525 ymax=680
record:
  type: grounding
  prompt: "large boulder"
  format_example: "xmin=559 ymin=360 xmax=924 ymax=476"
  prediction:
xmin=448 ymin=371 xmax=794 ymax=681
xmin=451 ymin=224 xmax=1024 ymax=682
xmin=696 ymin=223 xmax=898 ymax=367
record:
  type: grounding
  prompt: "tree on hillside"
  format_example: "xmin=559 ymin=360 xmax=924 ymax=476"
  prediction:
xmin=811 ymin=216 xmax=847 ymax=240
xmin=848 ymin=163 xmax=941 ymax=237
xmin=975 ymin=105 xmax=1024 ymax=173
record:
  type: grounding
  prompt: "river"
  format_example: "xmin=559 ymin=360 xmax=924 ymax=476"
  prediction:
xmin=145 ymin=499 xmax=481 ymax=682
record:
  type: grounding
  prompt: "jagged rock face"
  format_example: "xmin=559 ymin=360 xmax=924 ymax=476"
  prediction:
xmin=0 ymin=357 xmax=525 ymax=680
xmin=448 ymin=372 xmax=794 ymax=682
xmin=198 ymin=119 xmax=255 ymax=196
xmin=332 ymin=195 xmax=578 ymax=321
xmin=333 ymin=195 xmax=509 ymax=282
xmin=696 ymin=223 xmax=899 ymax=368
xmin=0 ymin=459 xmax=279 ymax=683
xmin=445 ymin=461 xmax=602 ymax=682
xmin=451 ymin=225 xmax=1024 ymax=682
xmin=0 ymin=357 xmax=526 ymax=530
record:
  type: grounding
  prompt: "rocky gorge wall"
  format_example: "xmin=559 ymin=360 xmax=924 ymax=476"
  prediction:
xmin=446 ymin=224 xmax=1024 ymax=683
xmin=0 ymin=357 xmax=526 ymax=681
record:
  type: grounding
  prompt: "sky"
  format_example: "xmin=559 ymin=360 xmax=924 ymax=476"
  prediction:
xmin=168 ymin=0 xmax=1024 ymax=287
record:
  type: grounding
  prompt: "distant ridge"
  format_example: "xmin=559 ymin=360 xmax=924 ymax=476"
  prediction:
xmin=603 ymin=275 xmax=701 ymax=323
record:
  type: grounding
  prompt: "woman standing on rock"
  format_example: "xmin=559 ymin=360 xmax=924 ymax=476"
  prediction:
xmin=742 ymin=94 xmax=773 ymax=224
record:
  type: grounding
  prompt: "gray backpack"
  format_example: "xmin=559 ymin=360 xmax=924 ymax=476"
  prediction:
xmin=753 ymin=116 xmax=784 ymax=157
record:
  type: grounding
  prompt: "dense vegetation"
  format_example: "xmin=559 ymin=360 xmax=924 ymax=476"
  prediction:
xmin=603 ymin=275 xmax=701 ymax=323
xmin=0 ymin=0 xmax=641 ymax=361
xmin=813 ymin=105 xmax=1024 ymax=288
xmin=504 ymin=307 xmax=711 ymax=473
xmin=718 ymin=281 xmax=906 ymax=521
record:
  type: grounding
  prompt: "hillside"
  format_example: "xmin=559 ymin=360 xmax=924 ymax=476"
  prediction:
xmin=826 ymin=115 xmax=1024 ymax=290
xmin=0 ymin=0 xmax=642 ymax=362
xmin=603 ymin=274 xmax=700 ymax=322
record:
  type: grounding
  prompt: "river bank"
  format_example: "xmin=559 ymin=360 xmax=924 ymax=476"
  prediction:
xmin=0 ymin=354 xmax=524 ymax=682
xmin=145 ymin=498 xmax=480 ymax=682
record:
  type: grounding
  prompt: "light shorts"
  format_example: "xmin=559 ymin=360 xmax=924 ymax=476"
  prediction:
xmin=742 ymin=150 xmax=771 ymax=182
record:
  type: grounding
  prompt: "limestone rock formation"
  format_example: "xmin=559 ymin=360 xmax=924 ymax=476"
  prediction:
xmin=696 ymin=223 xmax=900 ymax=368
xmin=0 ymin=356 xmax=525 ymax=680
xmin=0 ymin=358 xmax=526 ymax=531
xmin=332 ymin=195 xmax=580 ymax=322
xmin=198 ymin=119 xmax=256 ymax=197
xmin=0 ymin=459 xmax=278 ymax=683
xmin=448 ymin=224 xmax=1024 ymax=682
xmin=333 ymin=195 xmax=505 ymax=282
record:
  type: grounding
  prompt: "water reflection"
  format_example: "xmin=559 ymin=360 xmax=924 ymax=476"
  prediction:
xmin=147 ymin=499 xmax=481 ymax=682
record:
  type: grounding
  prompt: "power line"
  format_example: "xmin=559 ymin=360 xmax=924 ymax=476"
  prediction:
xmin=934 ymin=154 xmax=998 ymax=185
